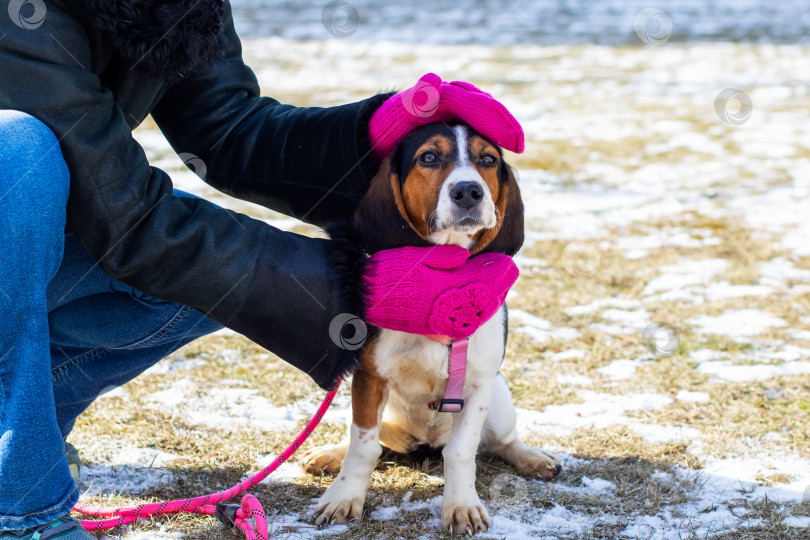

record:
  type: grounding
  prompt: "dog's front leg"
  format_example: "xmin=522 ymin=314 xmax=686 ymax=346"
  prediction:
xmin=441 ymin=382 xmax=494 ymax=534
xmin=314 ymin=360 xmax=388 ymax=527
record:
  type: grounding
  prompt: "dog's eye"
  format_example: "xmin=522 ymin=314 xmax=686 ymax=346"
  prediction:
xmin=419 ymin=151 xmax=438 ymax=164
xmin=480 ymin=154 xmax=497 ymax=165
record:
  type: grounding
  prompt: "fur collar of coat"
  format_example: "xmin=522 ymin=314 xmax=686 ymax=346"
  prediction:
xmin=84 ymin=0 xmax=226 ymax=81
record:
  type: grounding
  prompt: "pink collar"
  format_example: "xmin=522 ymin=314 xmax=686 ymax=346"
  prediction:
xmin=424 ymin=335 xmax=468 ymax=413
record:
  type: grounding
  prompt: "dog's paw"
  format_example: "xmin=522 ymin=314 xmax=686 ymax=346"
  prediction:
xmin=312 ymin=470 xmax=369 ymax=527
xmin=300 ymin=444 xmax=346 ymax=476
xmin=313 ymin=492 xmax=364 ymax=527
xmin=515 ymin=447 xmax=562 ymax=481
xmin=441 ymin=502 xmax=491 ymax=535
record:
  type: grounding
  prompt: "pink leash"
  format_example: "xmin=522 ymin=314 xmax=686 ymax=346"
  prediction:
xmin=72 ymin=380 xmax=341 ymax=540
xmin=72 ymin=336 xmax=467 ymax=535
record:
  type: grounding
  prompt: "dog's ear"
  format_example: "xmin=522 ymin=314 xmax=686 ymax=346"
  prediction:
xmin=353 ymin=156 xmax=431 ymax=254
xmin=472 ymin=162 xmax=524 ymax=256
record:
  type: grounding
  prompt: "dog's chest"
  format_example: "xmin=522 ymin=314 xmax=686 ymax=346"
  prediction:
xmin=372 ymin=307 xmax=507 ymax=402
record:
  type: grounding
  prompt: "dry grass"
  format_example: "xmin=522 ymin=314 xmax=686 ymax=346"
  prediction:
xmin=68 ymin=238 xmax=810 ymax=539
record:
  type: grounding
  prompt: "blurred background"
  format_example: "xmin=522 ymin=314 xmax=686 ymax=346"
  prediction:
xmin=231 ymin=0 xmax=810 ymax=45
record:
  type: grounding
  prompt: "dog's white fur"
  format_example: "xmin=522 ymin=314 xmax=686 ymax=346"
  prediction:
xmin=303 ymin=125 xmax=559 ymax=534
xmin=429 ymin=126 xmax=498 ymax=246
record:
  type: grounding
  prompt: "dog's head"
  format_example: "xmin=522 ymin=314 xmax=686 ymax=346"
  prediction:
xmin=354 ymin=123 xmax=524 ymax=255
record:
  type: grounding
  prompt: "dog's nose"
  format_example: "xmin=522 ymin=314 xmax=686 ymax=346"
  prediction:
xmin=450 ymin=182 xmax=484 ymax=209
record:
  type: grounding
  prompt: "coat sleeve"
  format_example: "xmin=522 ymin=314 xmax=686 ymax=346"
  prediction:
xmin=151 ymin=3 xmax=390 ymax=228
xmin=0 ymin=2 xmax=367 ymax=389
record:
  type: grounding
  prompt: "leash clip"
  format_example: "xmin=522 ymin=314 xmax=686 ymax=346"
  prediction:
xmin=214 ymin=503 xmax=240 ymax=528
xmin=429 ymin=398 xmax=465 ymax=413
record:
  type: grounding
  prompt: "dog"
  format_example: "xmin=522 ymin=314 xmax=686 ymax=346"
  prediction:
xmin=300 ymin=122 xmax=561 ymax=535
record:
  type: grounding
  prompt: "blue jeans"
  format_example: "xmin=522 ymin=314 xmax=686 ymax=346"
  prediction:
xmin=0 ymin=111 xmax=223 ymax=530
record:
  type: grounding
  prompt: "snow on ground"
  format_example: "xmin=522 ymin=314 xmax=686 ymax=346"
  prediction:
xmin=548 ymin=349 xmax=587 ymax=362
xmin=702 ymin=282 xmax=774 ymax=302
xmin=252 ymin=459 xmax=307 ymax=485
xmin=516 ymin=389 xmax=703 ymax=445
xmin=643 ymin=259 xmax=728 ymax=296
xmin=699 ymin=455 xmax=810 ymax=504
xmin=517 ymin=390 xmax=674 ymax=437
xmin=565 ymin=298 xmax=644 ymax=317
xmin=142 ymin=354 xmax=207 ymax=375
xmin=81 ymin=447 xmax=179 ymax=496
xmin=789 ymin=329 xmax=810 ymax=341
xmin=510 ymin=309 xmax=583 ymax=343
xmin=249 ymin=452 xmax=810 ymax=540
xmin=687 ymin=341 xmax=810 ymax=383
xmin=676 ymin=390 xmax=710 ymax=403
xmin=556 ymin=373 xmax=594 ymax=386
xmin=144 ymin=378 xmax=316 ymax=431
xmin=597 ymin=358 xmax=649 ymax=380
xmin=687 ymin=309 xmax=788 ymax=338
xmin=697 ymin=360 xmax=810 ymax=382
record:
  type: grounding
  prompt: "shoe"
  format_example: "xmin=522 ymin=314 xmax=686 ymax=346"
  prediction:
xmin=64 ymin=443 xmax=80 ymax=484
xmin=0 ymin=515 xmax=94 ymax=539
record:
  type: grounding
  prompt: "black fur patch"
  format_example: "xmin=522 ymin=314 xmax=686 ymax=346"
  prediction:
xmin=324 ymin=221 xmax=379 ymax=383
xmin=351 ymin=148 xmax=432 ymax=254
xmin=404 ymin=443 xmax=444 ymax=460
xmin=393 ymin=123 xmax=459 ymax=184
xmin=83 ymin=0 xmax=225 ymax=82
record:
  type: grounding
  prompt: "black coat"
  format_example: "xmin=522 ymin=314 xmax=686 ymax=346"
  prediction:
xmin=0 ymin=0 xmax=387 ymax=389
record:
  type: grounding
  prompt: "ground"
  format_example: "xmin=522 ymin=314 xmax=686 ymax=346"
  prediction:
xmin=69 ymin=36 xmax=810 ymax=539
